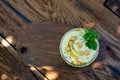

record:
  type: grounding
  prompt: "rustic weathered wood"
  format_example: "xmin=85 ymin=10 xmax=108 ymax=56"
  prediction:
xmin=9 ymin=22 xmax=116 ymax=80
xmin=0 ymin=0 xmax=120 ymax=80
xmin=0 ymin=36 xmax=45 ymax=80
xmin=29 ymin=65 xmax=48 ymax=80
xmin=0 ymin=37 xmax=36 ymax=80
xmin=3 ymin=0 xmax=120 ymax=55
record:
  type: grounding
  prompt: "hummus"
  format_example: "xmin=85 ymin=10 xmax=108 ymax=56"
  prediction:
xmin=60 ymin=28 xmax=99 ymax=67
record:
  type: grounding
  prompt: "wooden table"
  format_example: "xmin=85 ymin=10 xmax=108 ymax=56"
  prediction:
xmin=14 ymin=22 xmax=108 ymax=80
xmin=0 ymin=0 xmax=120 ymax=80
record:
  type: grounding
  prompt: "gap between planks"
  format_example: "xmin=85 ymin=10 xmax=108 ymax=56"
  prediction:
xmin=0 ymin=35 xmax=48 ymax=80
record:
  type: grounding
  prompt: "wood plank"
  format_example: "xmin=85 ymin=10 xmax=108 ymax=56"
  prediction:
xmin=1 ymin=0 xmax=31 ymax=23
xmin=0 ymin=36 xmax=37 ymax=80
xmin=0 ymin=0 xmax=28 ymax=43
xmin=0 ymin=0 xmax=120 ymax=79
xmin=2 ymin=0 xmax=120 ymax=48
xmin=12 ymin=22 xmax=118 ymax=80
xmin=0 ymin=36 xmax=45 ymax=80
xmin=0 ymin=1 xmax=27 ymax=27
xmin=5 ymin=0 xmax=120 ymax=55
xmin=29 ymin=65 xmax=48 ymax=80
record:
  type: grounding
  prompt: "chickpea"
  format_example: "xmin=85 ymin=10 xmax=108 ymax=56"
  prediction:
xmin=70 ymin=36 xmax=76 ymax=41
xmin=77 ymin=42 xmax=82 ymax=48
xmin=73 ymin=59 xmax=79 ymax=65
xmin=68 ymin=41 xmax=73 ymax=47
xmin=84 ymin=50 xmax=90 ymax=56
xmin=65 ymin=47 xmax=70 ymax=52
xmin=78 ymin=51 xmax=84 ymax=56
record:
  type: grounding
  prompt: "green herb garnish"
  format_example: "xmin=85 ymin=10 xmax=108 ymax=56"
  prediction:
xmin=83 ymin=28 xmax=98 ymax=50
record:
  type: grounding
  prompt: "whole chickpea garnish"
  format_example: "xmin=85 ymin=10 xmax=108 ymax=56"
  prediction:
xmin=78 ymin=51 xmax=84 ymax=56
xmin=77 ymin=42 xmax=82 ymax=48
xmin=68 ymin=41 xmax=73 ymax=47
xmin=65 ymin=47 xmax=70 ymax=52
xmin=70 ymin=36 xmax=76 ymax=41
xmin=84 ymin=50 xmax=90 ymax=56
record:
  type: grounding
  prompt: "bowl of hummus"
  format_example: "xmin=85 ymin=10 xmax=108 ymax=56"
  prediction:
xmin=59 ymin=28 xmax=99 ymax=67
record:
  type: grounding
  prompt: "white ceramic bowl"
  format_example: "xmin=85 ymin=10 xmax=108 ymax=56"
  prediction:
xmin=59 ymin=28 xmax=99 ymax=67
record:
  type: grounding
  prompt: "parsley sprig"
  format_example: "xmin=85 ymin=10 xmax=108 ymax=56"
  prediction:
xmin=83 ymin=28 xmax=98 ymax=50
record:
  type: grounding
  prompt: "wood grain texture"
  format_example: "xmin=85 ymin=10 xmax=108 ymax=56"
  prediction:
xmin=0 ymin=37 xmax=36 ymax=80
xmin=0 ymin=0 xmax=120 ymax=80
xmin=12 ymin=22 xmax=117 ymax=80
xmin=5 ymin=0 xmax=120 ymax=55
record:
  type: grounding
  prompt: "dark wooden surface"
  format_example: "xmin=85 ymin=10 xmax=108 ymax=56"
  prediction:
xmin=0 ymin=0 xmax=120 ymax=80
xmin=0 ymin=37 xmax=37 ymax=80
xmin=14 ymin=22 xmax=110 ymax=80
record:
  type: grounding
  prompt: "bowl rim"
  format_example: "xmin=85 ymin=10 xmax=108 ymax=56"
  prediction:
xmin=59 ymin=28 xmax=99 ymax=67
